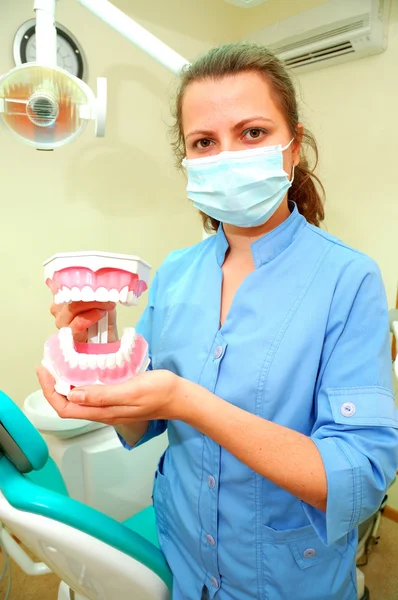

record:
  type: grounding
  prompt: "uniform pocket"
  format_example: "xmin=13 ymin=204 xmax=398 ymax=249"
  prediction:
xmin=153 ymin=451 xmax=171 ymax=541
xmin=287 ymin=528 xmax=346 ymax=569
xmin=262 ymin=524 xmax=356 ymax=600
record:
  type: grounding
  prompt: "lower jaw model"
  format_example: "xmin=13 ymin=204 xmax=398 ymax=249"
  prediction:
xmin=41 ymin=251 xmax=151 ymax=396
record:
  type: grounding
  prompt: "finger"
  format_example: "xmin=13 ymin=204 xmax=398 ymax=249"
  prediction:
xmin=74 ymin=405 xmax=145 ymax=422
xmin=36 ymin=366 xmax=69 ymax=413
xmin=67 ymin=377 xmax=145 ymax=407
xmin=70 ymin=309 xmax=109 ymax=334
xmin=50 ymin=303 xmax=62 ymax=318
xmin=36 ymin=366 xmax=108 ymax=420
xmin=53 ymin=302 xmax=116 ymax=329
xmin=65 ymin=301 xmax=116 ymax=318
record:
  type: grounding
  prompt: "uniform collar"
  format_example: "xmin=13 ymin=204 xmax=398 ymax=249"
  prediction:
xmin=215 ymin=202 xmax=306 ymax=268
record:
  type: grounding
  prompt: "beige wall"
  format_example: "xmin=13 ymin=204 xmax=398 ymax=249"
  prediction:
xmin=237 ymin=0 xmax=326 ymax=34
xmin=122 ymin=0 xmax=326 ymax=43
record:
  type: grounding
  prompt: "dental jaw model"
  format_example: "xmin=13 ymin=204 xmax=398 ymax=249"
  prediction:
xmin=42 ymin=251 xmax=151 ymax=396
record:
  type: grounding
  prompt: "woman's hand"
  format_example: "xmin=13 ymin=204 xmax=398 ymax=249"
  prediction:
xmin=36 ymin=366 xmax=185 ymax=426
xmin=50 ymin=300 xmax=118 ymax=342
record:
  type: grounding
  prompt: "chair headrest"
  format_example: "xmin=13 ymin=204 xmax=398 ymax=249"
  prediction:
xmin=0 ymin=391 xmax=48 ymax=473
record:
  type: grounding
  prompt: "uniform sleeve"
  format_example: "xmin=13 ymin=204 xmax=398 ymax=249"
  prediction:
xmin=302 ymin=256 xmax=398 ymax=545
xmin=117 ymin=271 xmax=167 ymax=450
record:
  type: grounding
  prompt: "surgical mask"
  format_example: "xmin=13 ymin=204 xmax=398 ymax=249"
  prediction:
xmin=182 ymin=139 xmax=294 ymax=228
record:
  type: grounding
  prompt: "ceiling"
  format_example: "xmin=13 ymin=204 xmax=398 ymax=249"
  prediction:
xmin=0 ymin=0 xmax=328 ymax=73
xmin=112 ymin=0 xmax=328 ymax=48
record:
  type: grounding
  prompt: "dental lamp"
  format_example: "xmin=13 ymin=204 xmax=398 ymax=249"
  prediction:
xmin=0 ymin=0 xmax=189 ymax=150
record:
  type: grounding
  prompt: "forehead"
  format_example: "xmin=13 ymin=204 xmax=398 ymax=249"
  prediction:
xmin=181 ymin=71 xmax=284 ymax=132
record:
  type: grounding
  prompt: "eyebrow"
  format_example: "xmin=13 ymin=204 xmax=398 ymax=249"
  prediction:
xmin=185 ymin=116 xmax=275 ymax=140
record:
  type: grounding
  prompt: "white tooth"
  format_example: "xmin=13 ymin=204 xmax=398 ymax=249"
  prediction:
xmin=116 ymin=351 xmax=124 ymax=367
xmin=88 ymin=355 xmax=97 ymax=369
xmin=59 ymin=327 xmax=72 ymax=340
xmin=68 ymin=355 xmax=78 ymax=369
xmin=60 ymin=342 xmax=70 ymax=357
xmin=71 ymin=287 xmax=82 ymax=301
xmin=62 ymin=287 xmax=72 ymax=303
xmin=121 ymin=335 xmax=133 ymax=352
xmin=109 ymin=288 xmax=119 ymax=303
xmin=97 ymin=355 xmax=107 ymax=369
xmin=106 ymin=354 xmax=116 ymax=369
xmin=54 ymin=292 xmax=63 ymax=304
xmin=126 ymin=333 xmax=135 ymax=347
xmin=78 ymin=354 xmax=88 ymax=370
xmin=123 ymin=337 xmax=132 ymax=349
xmin=82 ymin=286 xmax=95 ymax=302
xmin=126 ymin=291 xmax=137 ymax=306
xmin=95 ymin=287 xmax=109 ymax=302
xmin=124 ymin=327 xmax=135 ymax=340
xmin=121 ymin=327 xmax=128 ymax=339
xmin=119 ymin=286 xmax=129 ymax=303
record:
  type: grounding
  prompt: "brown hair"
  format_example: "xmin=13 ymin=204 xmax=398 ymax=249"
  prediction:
xmin=170 ymin=42 xmax=325 ymax=232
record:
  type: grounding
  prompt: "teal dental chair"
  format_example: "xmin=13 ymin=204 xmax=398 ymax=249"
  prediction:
xmin=0 ymin=390 xmax=172 ymax=600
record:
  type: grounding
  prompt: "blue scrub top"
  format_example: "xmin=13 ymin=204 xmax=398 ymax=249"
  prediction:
xmin=120 ymin=204 xmax=398 ymax=600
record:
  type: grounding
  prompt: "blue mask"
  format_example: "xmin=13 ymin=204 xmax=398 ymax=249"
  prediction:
xmin=182 ymin=139 xmax=294 ymax=228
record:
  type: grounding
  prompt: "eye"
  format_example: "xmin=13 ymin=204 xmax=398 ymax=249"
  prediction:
xmin=194 ymin=138 xmax=214 ymax=149
xmin=242 ymin=128 xmax=268 ymax=141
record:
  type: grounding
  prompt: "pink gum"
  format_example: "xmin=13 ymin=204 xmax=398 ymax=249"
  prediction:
xmin=44 ymin=332 xmax=148 ymax=386
xmin=74 ymin=340 xmax=121 ymax=355
xmin=46 ymin=267 xmax=147 ymax=296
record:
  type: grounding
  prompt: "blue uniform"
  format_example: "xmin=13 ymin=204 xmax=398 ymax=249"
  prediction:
xmin=120 ymin=204 xmax=398 ymax=600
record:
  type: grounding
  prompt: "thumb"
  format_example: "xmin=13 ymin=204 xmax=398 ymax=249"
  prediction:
xmin=67 ymin=379 xmax=137 ymax=407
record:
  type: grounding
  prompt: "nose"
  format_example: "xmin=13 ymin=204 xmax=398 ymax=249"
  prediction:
xmin=216 ymin=132 xmax=239 ymax=153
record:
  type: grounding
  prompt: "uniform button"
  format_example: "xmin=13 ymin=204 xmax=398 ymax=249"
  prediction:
xmin=303 ymin=548 xmax=316 ymax=559
xmin=214 ymin=346 xmax=223 ymax=359
xmin=208 ymin=476 xmax=216 ymax=488
xmin=206 ymin=534 xmax=216 ymax=546
xmin=210 ymin=577 xmax=219 ymax=589
xmin=341 ymin=402 xmax=356 ymax=417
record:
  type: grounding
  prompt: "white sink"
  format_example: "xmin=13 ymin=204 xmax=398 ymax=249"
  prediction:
xmin=24 ymin=390 xmax=105 ymax=439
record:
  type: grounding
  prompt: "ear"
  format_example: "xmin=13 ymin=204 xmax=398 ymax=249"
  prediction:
xmin=292 ymin=123 xmax=304 ymax=167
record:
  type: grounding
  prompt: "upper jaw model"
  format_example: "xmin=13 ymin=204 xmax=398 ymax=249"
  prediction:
xmin=42 ymin=251 xmax=151 ymax=396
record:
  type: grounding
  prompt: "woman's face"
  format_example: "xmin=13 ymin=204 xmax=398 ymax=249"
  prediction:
xmin=182 ymin=70 xmax=301 ymax=177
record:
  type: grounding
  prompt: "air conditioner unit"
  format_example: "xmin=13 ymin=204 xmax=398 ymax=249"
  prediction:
xmin=245 ymin=0 xmax=390 ymax=72
xmin=225 ymin=0 xmax=270 ymax=7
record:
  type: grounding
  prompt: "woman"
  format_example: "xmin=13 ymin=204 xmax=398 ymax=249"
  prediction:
xmin=38 ymin=43 xmax=398 ymax=600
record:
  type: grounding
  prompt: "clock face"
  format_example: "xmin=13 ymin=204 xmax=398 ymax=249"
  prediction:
xmin=14 ymin=21 xmax=86 ymax=80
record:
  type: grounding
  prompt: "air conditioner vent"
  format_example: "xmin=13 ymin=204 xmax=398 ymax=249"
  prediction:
xmin=284 ymin=41 xmax=355 ymax=69
xmin=245 ymin=0 xmax=390 ymax=73
xmin=272 ymin=20 xmax=368 ymax=54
